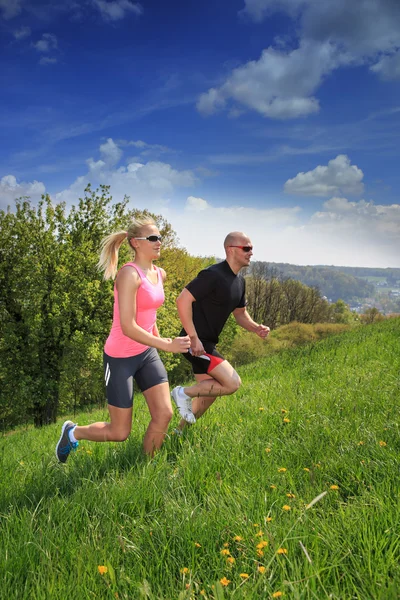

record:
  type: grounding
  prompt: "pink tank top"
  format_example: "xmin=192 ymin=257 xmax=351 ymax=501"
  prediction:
xmin=104 ymin=262 xmax=165 ymax=358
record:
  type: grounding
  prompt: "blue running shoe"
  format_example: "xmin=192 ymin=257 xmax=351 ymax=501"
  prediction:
xmin=56 ymin=420 xmax=78 ymax=463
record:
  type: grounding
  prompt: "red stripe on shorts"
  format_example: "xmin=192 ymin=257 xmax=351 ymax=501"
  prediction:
xmin=204 ymin=353 xmax=224 ymax=372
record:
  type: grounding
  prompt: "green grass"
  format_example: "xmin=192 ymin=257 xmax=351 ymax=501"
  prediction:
xmin=1 ymin=320 xmax=400 ymax=599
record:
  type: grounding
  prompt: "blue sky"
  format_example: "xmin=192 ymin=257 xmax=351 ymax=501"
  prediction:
xmin=1 ymin=0 xmax=400 ymax=267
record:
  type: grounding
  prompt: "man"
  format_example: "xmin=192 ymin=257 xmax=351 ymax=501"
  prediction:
xmin=171 ymin=231 xmax=270 ymax=427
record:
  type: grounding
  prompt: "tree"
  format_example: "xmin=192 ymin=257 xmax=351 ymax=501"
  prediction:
xmin=0 ymin=185 xmax=129 ymax=427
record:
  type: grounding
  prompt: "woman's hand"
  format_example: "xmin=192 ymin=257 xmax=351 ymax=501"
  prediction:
xmin=162 ymin=335 xmax=191 ymax=353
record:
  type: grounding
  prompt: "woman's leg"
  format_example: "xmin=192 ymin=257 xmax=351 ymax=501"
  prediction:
xmin=142 ymin=382 xmax=173 ymax=455
xmin=55 ymin=405 xmax=133 ymax=463
xmin=73 ymin=405 xmax=133 ymax=442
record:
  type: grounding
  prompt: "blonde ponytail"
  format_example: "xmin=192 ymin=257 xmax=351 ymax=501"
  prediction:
xmin=97 ymin=216 xmax=156 ymax=280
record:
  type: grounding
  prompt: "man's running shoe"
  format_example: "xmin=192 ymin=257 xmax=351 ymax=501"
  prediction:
xmin=171 ymin=387 xmax=196 ymax=424
xmin=55 ymin=420 xmax=78 ymax=463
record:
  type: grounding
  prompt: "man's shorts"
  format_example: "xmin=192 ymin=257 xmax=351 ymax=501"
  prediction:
xmin=104 ymin=347 xmax=168 ymax=409
xmin=182 ymin=341 xmax=225 ymax=375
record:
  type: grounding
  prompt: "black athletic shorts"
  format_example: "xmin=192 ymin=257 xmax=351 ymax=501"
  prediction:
xmin=182 ymin=341 xmax=225 ymax=375
xmin=103 ymin=347 xmax=168 ymax=409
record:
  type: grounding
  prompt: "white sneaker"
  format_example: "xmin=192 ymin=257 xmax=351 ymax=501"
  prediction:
xmin=171 ymin=387 xmax=196 ymax=424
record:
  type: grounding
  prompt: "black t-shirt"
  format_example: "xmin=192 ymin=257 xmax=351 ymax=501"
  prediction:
xmin=181 ymin=260 xmax=246 ymax=344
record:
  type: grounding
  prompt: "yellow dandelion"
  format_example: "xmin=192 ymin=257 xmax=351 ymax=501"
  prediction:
xmin=330 ymin=485 xmax=339 ymax=490
xmin=227 ymin=556 xmax=235 ymax=565
xmin=258 ymin=565 xmax=266 ymax=574
xmin=270 ymin=484 xmax=277 ymax=489
xmin=272 ymin=592 xmax=283 ymax=598
xmin=233 ymin=535 xmax=243 ymax=542
xmin=200 ymin=591 xmax=206 ymax=596
xmin=98 ymin=566 xmax=108 ymax=575
xmin=195 ymin=542 xmax=201 ymax=548
xmin=265 ymin=517 xmax=272 ymax=522
xmin=379 ymin=441 xmax=387 ymax=447
xmin=303 ymin=467 xmax=310 ymax=472
xmin=257 ymin=549 xmax=264 ymax=557
xmin=220 ymin=577 xmax=230 ymax=587
xmin=220 ymin=549 xmax=231 ymax=556
xmin=282 ymin=505 xmax=291 ymax=511
xmin=223 ymin=542 xmax=230 ymax=547
xmin=240 ymin=573 xmax=249 ymax=579
xmin=259 ymin=407 xmax=265 ymax=411
xmin=255 ymin=530 xmax=264 ymax=537
xmin=278 ymin=468 xmax=287 ymax=473
xmin=283 ymin=418 xmax=290 ymax=423
xmin=281 ymin=408 xmax=288 ymax=413
xmin=180 ymin=567 xmax=189 ymax=574
xmin=358 ymin=441 xmax=364 ymax=445
xmin=277 ymin=548 xmax=288 ymax=555
xmin=253 ymin=523 xmax=259 ymax=527
xmin=265 ymin=448 xmax=271 ymax=453
xmin=286 ymin=493 xmax=295 ymax=498
xmin=257 ymin=541 xmax=268 ymax=549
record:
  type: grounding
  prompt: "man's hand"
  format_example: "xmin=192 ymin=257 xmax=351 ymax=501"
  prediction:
xmin=190 ymin=335 xmax=205 ymax=356
xmin=255 ymin=324 xmax=270 ymax=339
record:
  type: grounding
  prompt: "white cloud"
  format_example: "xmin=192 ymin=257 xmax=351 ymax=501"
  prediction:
xmin=13 ymin=26 xmax=31 ymax=40
xmin=119 ymin=139 xmax=175 ymax=158
xmin=99 ymin=138 xmax=123 ymax=166
xmin=240 ymin=0 xmax=304 ymax=23
xmin=371 ymin=51 xmax=400 ymax=81
xmin=55 ymin=138 xmax=196 ymax=208
xmin=0 ymin=175 xmax=46 ymax=209
xmin=39 ymin=56 xmax=58 ymax=66
xmin=197 ymin=40 xmax=339 ymax=119
xmin=200 ymin=0 xmax=400 ymax=120
xmin=0 ymin=0 xmax=22 ymax=19
xmin=33 ymin=33 xmax=58 ymax=53
xmin=168 ymin=197 xmax=302 ymax=260
xmin=186 ymin=196 xmax=210 ymax=211
xmin=166 ymin=194 xmax=399 ymax=268
xmin=93 ymin=0 xmax=143 ymax=21
xmin=284 ymin=155 xmax=364 ymax=197
xmin=241 ymin=0 xmax=400 ymax=58
xmin=317 ymin=197 xmax=400 ymax=237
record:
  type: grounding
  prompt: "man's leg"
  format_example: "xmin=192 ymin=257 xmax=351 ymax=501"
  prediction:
xmin=185 ymin=360 xmax=241 ymax=398
xmin=176 ymin=361 xmax=241 ymax=429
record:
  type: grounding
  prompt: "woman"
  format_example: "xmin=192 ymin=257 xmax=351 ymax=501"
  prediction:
xmin=56 ymin=217 xmax=190 ymax=461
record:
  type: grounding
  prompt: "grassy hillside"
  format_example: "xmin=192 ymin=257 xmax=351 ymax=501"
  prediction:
xmin=1 ymin=319 xmax=399 ymax=599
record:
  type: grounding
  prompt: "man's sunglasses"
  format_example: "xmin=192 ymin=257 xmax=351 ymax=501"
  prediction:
xmin=134 ymin=235 xmax=162 ymax=242
xmin=229 ymin=245 xmax=253 ymax=252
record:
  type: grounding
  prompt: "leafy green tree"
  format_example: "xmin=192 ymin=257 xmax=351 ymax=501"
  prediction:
xmin=329 ymin=299 xmax=356 ymax=324
xmin=360 ymin=307 xmax=385 ymax=324
xmin=0 ymin=185 xmax=128 ymax=427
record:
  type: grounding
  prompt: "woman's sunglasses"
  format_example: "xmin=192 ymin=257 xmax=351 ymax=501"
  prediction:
xmin=134 ymin=235 xmax=162 ymax=242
